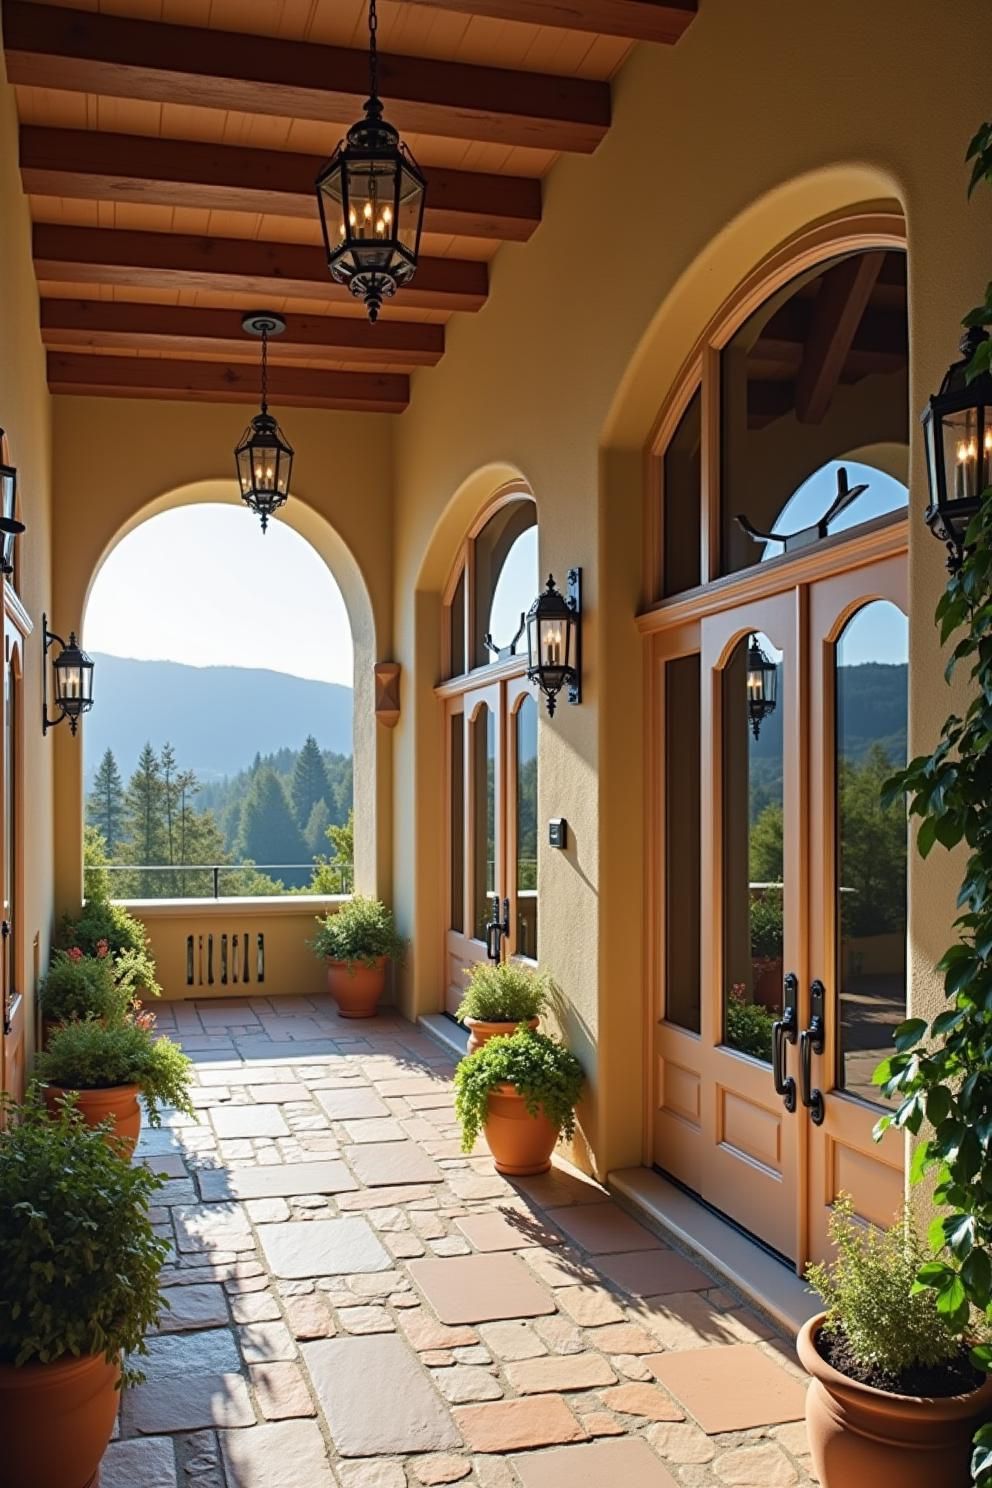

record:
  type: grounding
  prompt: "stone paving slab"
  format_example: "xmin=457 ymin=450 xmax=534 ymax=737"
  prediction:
xmin=221 ymin=1420 xmax=336 ymax=1486
xmin=211 ymin=1104 xmax=291 ymax=1138
xmin=344 ymin=1141 xmax=444 ymax=1186
xmin=199 ymin=1160 xmax=358 ymax=1201
xmin=316 ymin=1087 xmax=391 ymax=1120
xmin=258 ymin=1217 xmax=392 ymax=1278
xmin=648 ymin=1343 xmax=806 ymax=1433
xmin=511 ymin=1437 xmax=681 ymax=1487
xmin=302 ymin=1335 xmax=462 ymax=1455
xmin=125 ymin=1372 xmax=255 ymax=1434
xmin=142 ymin=1327 xmax=242 ymax=1379
xmin=100 ymin=1436 xmax=178 ymax=1488
xmin=409 ymin=1255 xmax=557 ymax=1324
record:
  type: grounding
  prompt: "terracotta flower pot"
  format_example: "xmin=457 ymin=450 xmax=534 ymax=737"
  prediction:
xmin=797 ymin=1313 xmax=992 ymax=1488
xmin=326 ymin=956 xmax=387 ymax=1018
xmin=464 ymin=1015 xmax=539 ymax=1056
xmin=484 ymin=1082 xmax=560 ymax=1175
xmin=0 ymin=1351 xmax=120 ymax=1488
xmin=43 ymin=1082 xmax=142 ymax=1158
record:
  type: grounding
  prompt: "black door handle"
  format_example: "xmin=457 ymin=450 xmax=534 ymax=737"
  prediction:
xmin=799 ymin=978 xmax=826 ymax=1125
xmin=772 ymin=971 xmax=798 ymax=1112
xmin=485 ymin=896 xmax=511 ymax=962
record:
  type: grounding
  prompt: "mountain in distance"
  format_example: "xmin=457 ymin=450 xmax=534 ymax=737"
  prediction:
xmin=84 ymin=655 xmax=353 ymax=783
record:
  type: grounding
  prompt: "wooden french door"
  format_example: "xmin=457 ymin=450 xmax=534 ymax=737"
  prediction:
xmin=0 ymin=617 xmax=24 ymax=1110
xmin=444 ymin=668 xmax=537 ymax=1015
xmin=651 ymin=537 xmax=908 ymax=1269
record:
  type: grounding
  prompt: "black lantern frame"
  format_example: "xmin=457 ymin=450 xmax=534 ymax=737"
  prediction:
xmin=43 ymin=615 xmax=94 ymax=736
xmin=525 ymin=569 xmax=582 ymax=718
xmin=315 ymin=0 xmax=427 ymax=323
xmin=0 ymin=428 xmax=25 ymax=577
xmin=922 ymin=325 xmax=992 ymax=570
xmin=234 ymin=313 xmax=294 ymax=534
xmin=746 ymin=634 xmax=777 ymax=741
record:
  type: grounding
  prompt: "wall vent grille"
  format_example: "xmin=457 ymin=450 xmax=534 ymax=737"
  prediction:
xmin=185 ymin=932 xmax=265 ymax=987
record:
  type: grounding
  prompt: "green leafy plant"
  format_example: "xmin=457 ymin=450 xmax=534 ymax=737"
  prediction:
xmin=0 ymin=1090 xmax=169 ymax=1381
xmin=806 ymin=1196 xmax=962 ymax=1385
xmin=725 ymin=984 xmax=776 ymax=1061
xmin=310 ymin=895 xmax=403 ymax=969
xmin=39 ymin=951 xmax=128 ymax=1025
xmin=749 ymin=894 xmax=784 ymax=960
xmin=36 ymin=1019 xmax=195 ymax=1126
xmin=455 ymin=961 xmax=553 ymax=1025
xmin=60 ymin=899 xmax=161 ymax=1002
xmin=454 ymin=1027 xmax=583 ymax=1153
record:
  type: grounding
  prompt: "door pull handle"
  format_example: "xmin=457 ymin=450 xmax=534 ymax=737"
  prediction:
xmin=772 ymin=971 xmax=798 ymax=1113
xmin=799 ymin=978 xmax=826 ymax=1125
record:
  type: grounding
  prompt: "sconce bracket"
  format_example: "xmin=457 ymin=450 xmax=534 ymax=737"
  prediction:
xmin=566 ymin=567 xmax=582 ymax=707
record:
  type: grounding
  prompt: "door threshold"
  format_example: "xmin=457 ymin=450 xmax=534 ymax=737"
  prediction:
xmin=609 ymin=1166 xmax=819 ymax=1337
xmin=419 ymin=1011 xmax=468 ymax=1061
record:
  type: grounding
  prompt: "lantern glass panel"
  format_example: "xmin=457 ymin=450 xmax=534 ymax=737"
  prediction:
xmin=55 ymin=659 xmax=81 ymax=708
xmin=942 ymin=405 xmax=992 ymax=504
xmin=397 ymin=165 xmax=425 ymax=254
xmin=922 ymin=406 xmax=939 ymax=507
xmin=318 ymin=160 xmax=347 ymax=247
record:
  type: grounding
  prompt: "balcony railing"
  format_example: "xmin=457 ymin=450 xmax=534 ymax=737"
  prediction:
xmin=86 ymin=861 xmax=354 ymax=901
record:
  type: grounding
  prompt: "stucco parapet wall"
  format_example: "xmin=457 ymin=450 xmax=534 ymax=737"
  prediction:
xmin=116 ymin=895 xmax=349 ymax=920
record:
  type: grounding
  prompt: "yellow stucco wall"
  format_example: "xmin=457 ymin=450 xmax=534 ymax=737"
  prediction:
xmin=0 ymin=19 xmax=55 ymax=1073
xmin=25 ymin=0 xmax=992 ymax=1187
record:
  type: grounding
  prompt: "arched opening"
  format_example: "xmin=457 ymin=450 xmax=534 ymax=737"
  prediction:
xmin=83 ymin=504 xmax=356 ymax=901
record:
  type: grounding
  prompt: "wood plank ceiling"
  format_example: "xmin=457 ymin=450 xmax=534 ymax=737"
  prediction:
xmin=3 ymin=0 xmax=698 ymax=413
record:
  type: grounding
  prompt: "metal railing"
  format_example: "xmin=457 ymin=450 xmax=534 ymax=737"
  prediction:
xmin=85 ymin=862 xmax=354 ymax=900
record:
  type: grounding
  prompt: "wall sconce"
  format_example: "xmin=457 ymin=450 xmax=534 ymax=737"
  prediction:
xmin=0 ymin=429 xmax=25 ymax=577
xmin=922 ymin=326 xmax=992 ymax=570
xmin=525 ymin=569 xmax=581 ymax=718
xmin=43 ymin=616 xmax=94 ymax=736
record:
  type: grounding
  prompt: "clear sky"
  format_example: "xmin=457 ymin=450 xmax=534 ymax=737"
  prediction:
xmin=84 ymin=505 xmax=354 ymax=686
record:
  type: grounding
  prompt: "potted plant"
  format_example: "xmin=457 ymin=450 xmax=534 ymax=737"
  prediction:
xmin=36 ymin=1016 xmax=195 ymax=1155
xmin=799 ymin=1197 xmax=992 ymax=1488
xmin=0 ymin=1092 xmax=169 ymax=1488
xmin=60 ymin=897 xmax=161 ymax=1004
xmin=454 ymin=1026 xmax=584 ymax=1176
xmin=39 ymin=950 xmax=128 ymax=1044
xmin=455 ymin=961 xmax=553 ymax=1054
xmin=311 ymin=896 xmax=403 ymax=1018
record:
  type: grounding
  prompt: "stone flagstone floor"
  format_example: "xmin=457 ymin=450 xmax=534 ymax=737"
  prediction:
xmin=100 ymin=995 xmax=818 ymax=1488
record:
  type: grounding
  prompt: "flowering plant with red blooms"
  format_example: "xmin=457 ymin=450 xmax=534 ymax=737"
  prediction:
xmin=66 ymin=947 xmax=83 ymax=962
xmin=132 ymin=1001 xmax=157 ymax=1033
xmin=95 ymin=939 xmax=110 ymax=959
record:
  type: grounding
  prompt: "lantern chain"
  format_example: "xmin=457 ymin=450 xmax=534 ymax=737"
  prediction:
xmin=260 ymin=323 xmax=269 ymax=415
xmin=368 ymin=0 xmax=379 ymax=105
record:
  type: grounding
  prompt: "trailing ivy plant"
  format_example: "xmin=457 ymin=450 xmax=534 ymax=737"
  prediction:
xmin=454 ymin=1027 xmax=583 ymax=1153
xmin=873 ymin=121 xmax=992 ymax=1484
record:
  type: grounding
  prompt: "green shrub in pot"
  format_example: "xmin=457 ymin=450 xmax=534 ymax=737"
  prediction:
xmin=36 ymin=1018 xmax=195 ymax=1127
xmin=454 ymin=1027 xmax=584 ymax=1153
xmin=455 ymin=961 xmax=554 ymax=1026
xmin=60 ymin=898 xmax=161 ymax=1003
xmin=310 ymin=896 xmax=404 ymax=970
xmin=39 ymin=951 xmax=129 ymax=1026
xmin=0 ymin=1090 xmax=169 ymax=1376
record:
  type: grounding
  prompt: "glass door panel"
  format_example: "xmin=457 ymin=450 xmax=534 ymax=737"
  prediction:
xmin=0 ymin=628 xmax=23 ymax=1109
xmin=471 ymin=701 xmax=498 ymax=940
xmin=512 ymin=690 xmax=538 ymax=961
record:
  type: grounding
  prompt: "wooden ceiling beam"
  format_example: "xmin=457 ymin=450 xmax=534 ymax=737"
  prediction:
xmin=795 ymin=252 xmax=886 ymax=424
xmin=749 ymin=336 xmax=905 ymax=381
xmin=20 ymin=127 xmax=543 ymax=244
xmin=39 ymin=300 xmax=444 ymax=369
xmin=397 ymin=0 xmax=696 ymax=43
xmin=4 ymin=1 xmax=610 ymax=154
xmin=46 ymin=351 xmax=409 ymax=412
xmin=34 ymin=225 xmax=488 ymax=312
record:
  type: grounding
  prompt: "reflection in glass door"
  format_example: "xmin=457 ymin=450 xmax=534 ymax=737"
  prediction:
xmin=514 ymin=694 xmax=538 ymax=960
xmin=0 ymin=630 xmax=23 ymax=1110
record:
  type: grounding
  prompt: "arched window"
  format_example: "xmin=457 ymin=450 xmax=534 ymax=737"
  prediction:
xmin=441 ymin=490 xmax=540 ymax=1016
xmin=655 ymin=248 xmax=909 ymax=598
xmin=83 ymin=504 xmax=355 ymax=900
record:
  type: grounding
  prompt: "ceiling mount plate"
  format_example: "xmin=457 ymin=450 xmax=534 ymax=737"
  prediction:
xmin=242 ymin=312 xmax=287 ymax=338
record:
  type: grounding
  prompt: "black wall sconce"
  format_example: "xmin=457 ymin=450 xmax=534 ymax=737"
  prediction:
xmin=0 ymin=428 xmax=25 ymax=577
xmin=43 ymin=616 xmax=94 ymax=736
xmin=922 ymin=326 xmax=992 ymax=570
xmin=526 ymin=569 xmax=581 ymax=718
xmin=746 ymin=634 xmax=777 ymax=740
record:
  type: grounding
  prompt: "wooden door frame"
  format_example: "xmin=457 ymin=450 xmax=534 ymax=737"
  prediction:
xmin=2 ymin=586 xmax=30 ymax=1105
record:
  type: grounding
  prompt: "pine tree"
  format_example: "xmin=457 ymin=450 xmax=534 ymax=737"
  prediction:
xmin=304 ymin=798 xmax=331 ymax=855
xmin=236 ymin=767 xmax=308 ymax=887
xmin=122 ymin=743 xmax=166 ymax=897
xmin=87 ymin=748 xmax=125 ymax=855
xmin=291 ymin=735 xmax=330 ymax=828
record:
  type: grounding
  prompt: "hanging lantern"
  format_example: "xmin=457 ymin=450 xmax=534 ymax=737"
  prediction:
xmin=746 ymin=635 xmax=778 ymax=741
xmin=0 ymin=429 xmax=25 ymax=577
xmin=315 ymin=0 xmax=427 ymax=323
xmin=234 ymin=313 xmax=294 ymax=534
xmin=43 ymin=616 xmax=94 ymax=737
xmin=525 ymin=570 xmax=582 ymax=718
xmin=921 ymin=326 xmax=992 ymax=570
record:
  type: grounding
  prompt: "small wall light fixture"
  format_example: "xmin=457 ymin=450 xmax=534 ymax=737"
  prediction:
xmin=234 ymin=313 xmax=294 ymax=534
xmin=922 ymin=325 xmax=992 ymax=570
xmin=43 ymin=616 xmax=94 ymax=736
xmin=746 ymin=634 xmax=777 ymax=741
xmin=526 ymin=569 xmax=581 ymax=718
xmin=0 ymin=429 xmax=25 ymax=576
